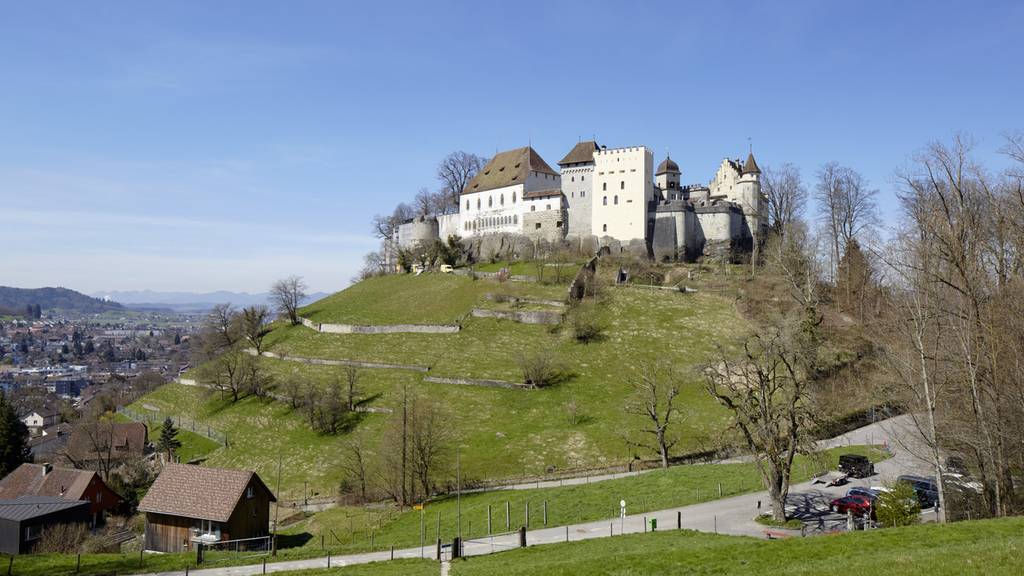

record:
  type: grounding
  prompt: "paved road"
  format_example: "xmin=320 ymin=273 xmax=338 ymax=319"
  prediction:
xmin=138 ymin=415 xmax=930 ymax=576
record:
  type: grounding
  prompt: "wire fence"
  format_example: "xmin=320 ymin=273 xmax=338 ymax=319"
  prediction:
xmin=198 ymin=535 xmax=272 ymax=566
xmin=117 ymin=405 xmax=228 ymax=446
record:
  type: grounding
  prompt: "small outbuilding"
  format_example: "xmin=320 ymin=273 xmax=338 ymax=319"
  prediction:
xmin=0 ymin=463 xmax=122 ymax=527
xmin=137 ymin=464 xmax=275 ymax=553
xmin=0 ymin=496 xmax=90 ymax=554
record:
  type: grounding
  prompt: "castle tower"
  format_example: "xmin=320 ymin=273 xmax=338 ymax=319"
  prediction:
xmin=737 ymin=152 xmax=765 ymax=238
xmin=655 ymin=155 xmax=681 ymax=199
xmin=558 ymin=140 xmax=600 ymax=239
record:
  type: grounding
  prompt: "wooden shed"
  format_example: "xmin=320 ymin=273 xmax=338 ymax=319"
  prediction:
xmin=137 ymin=464 xmax=275 ymax=553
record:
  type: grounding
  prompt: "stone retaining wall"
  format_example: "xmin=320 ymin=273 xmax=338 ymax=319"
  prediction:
xmin=300 ymin=316 xmax=460 ymax=334
xmin=484 ymin=294 xmax=566 ymax=307
xmin=423 ymin=375 xmax=528 ymax=390
xmin=249 ymin=348 xmax=430 ymax=372
xmin=471 ymin=308 xmax=563 ymax=325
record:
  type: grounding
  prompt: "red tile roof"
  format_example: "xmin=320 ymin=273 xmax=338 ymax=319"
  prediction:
xmin=138 ymin=464 xmax=275 ymax=523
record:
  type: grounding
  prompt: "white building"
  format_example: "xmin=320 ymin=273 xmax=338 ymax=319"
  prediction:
xmin=396 ymin=140 xmax=766 ymax=261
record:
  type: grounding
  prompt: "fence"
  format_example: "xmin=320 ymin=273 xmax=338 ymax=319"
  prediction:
xmin=198 ymin=535 xmax=272 ymax=566
xmin=117 ymin=405 xmax=228 ymax=447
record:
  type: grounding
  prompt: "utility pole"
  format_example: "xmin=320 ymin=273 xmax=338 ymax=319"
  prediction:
xmin=401 ymin=385 xmax=408 ymax=509
xmin=271 ymin=456 xmax=282 ymax=556
xmin=456 ymin=446 xmax=462 ymax=543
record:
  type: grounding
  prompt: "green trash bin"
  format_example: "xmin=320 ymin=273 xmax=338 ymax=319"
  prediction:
xmin=650 ymin=518 xmax=657 ymax=531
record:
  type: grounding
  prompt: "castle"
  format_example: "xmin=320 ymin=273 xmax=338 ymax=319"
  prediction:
xmin=397 ymin=141 xmax=766 ymax=261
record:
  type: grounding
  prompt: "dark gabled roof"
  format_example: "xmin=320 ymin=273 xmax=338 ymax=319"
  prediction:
xmin=66 ymin=421 xmax=147 ymax=460
xmin=656 ymin=156 xmax=680 ymax=175
xmin=742 ymin=152 xmax=761 ymax=175
xmin=0 ymin=496 xmax=89 ymax=521
xmin=462 ymin=147 xmax=558 ymax=195
xmin=0 ymin=464 xmax=100 ymax=502
xmin=557 ymin=141 xmax=600 ymax=166
xmin=523 ymin=188 xmax=563 ymax=199
xmin=138 ymin=464 xmax=275 ymax=523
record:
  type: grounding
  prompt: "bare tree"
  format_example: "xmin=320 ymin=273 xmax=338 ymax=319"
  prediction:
xmin=239 ymin=305 xmax=271 ymax=355
xmin=413 ymin=187 xmax=439 ymax=217
xmin=761 ymin=163 xmax=807 ymax=239
xmin=270 ymin=276 xmax=307 ymax=325
xmin=341 ymin=438 xmax=371 ymax=502
xmin=344 ymin=366 xmax=360 ymax=411
xmin=704 ymin=330 xmax=811 ymax=522
xmin=408 ymin=395 xmax=452 ymax=498
xmin=815 ymin=162 xmax=879 ymax=281
xmin=437 ymin=151 xmax=487 ymax=214
xmin=202 ymin=348 xmax=247 ymax=402
xmin=204 ymin=303 xmax=239 ymax=350
xmin=61 ymin=418 xmax=117 ymax=480
xmin=625 ymin=362 xmax=684 ymax=469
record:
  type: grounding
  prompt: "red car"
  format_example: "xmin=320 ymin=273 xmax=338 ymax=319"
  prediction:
xmin=829 ymin=494 xmax=874 ymax=517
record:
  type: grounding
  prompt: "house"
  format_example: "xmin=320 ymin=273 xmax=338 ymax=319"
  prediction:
xmin=64 ymin=421 xmax=148 ymax=469
xmin=20 ymin=409 xmax=59 ymax=434
xmin=0 ymin=463 xmax=122 ymax=527
xmin=27 ymin=422 xmax=72 ymax=461
xmin=0 ymin=496 xmax=90 ymax=554
xmin=137 ymin=464 xmax=276 ymax=553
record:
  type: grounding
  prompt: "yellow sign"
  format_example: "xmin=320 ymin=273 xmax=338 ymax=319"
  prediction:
xmin=413 ymin=504 xmax=424 ymax=510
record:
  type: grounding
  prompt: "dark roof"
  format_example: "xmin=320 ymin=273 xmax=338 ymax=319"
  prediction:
xmin=0 ymin=496 xmax=89 ymax=521
xmin=742 ymin=152 xmax=761 ymax=175
xmin=462 ymin=147 xmax=558 ymax=195
xmin=138 ymin=464 xmax=275 ymax=523
xmin=523 ymin=188 xmax=563 ymax=199
xmin=0 ymin=464 xmax=98 ymax=502
xmin=656 ymin=156 xmax=680 ymax=175
xmin=557 ymin=141 xmax=600 ymax=166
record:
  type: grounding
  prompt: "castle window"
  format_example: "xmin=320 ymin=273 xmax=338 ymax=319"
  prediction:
xmin=500 ymin=194 xmax=504 ymax=206
xmin=535 ymin=223 xmax=542 ymax=229
xmin=581 ymin=176 xmax=585 ymax=181
xmin=556 ymin=221 xmax=563 ymax=228
xmin=512 ymin=191 xmax=517 ymax=203
xmin=614 ymin=195 xmax=618 ymax=205
xmin=620 ymin=181 xmax=625 ymax=190
xmin=514 ymin=215 xmax=518 ymax=224
xmin=602 ymin=182 xmax=607 ymax=191
xmin=581 ymin=191 xmax=586 ymax=197
xmin=602 ymin=196 xmax=607 ymax=206
xmin=571 ymin=191 xmax=575 ymax=198
xmin=477 ymin=199 xmax=481 ymax=209
xmin=488 ymin=196 xmax=493 ymax=207
xmin=571 ymin=176 xmax=575 ymax=182
xmin=465 ymin=199 xmax=470 ymax=210
xmin=546 ymin=204 xmax=551 ymax=210
xmin=603 ymin=224 xmax=607 ymax=232
xmin=531 ymin=205 xmax=536 ymax=212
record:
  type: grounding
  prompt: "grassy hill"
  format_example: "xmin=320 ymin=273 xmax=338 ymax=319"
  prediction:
xmin=449 ymin=516 xmax=1024 ymax=576
xmin=0 ymin=286 xmax=123 ymax=315
xmin=131 ymin=271 xmax=749 ymax=497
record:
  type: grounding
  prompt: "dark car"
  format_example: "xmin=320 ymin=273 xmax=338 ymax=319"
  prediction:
xmin=838 ymin=454 xmax=875 ymax=478
xmin=830 ymin=494 xmax=874 ymax=517
xmin=847 ymin=486 xmax=880 ymax=500
xmin=897 ymin=475 xmax=939 ymax=508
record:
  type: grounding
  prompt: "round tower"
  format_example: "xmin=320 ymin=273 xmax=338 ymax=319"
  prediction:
xmin=655 ymin=155 xmax=681 ymax=192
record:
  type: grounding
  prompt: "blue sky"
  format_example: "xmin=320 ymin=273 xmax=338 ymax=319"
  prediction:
xmin=2 ymin=1 xmax=1021 ymax=294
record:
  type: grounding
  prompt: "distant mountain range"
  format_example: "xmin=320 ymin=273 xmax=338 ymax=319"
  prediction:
xmin=93 ymin=290 xmax=330 ymax=312
xmin=0 ymin=286 xmax=124 ymax=315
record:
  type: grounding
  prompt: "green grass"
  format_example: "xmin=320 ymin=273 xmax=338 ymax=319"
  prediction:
xmin=449 ymin=516 xmax=1024 ymax=575
xmin=174 ymin=429 xmax=221 ymax=463
xmin=278 ymin=446 xmax=888 ymax=556
xmin=754 ymin=514 xmax=804 ymax=529
xmin=299 ymin=273 xmax=565 ymax=325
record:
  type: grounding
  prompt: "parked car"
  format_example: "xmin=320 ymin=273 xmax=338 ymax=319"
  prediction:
xmin=440 ymin=264 xmax=454 ymax=274
xmin=897 ymin=475 xmax=939 ymax=508
xmin=830 ymin=494 xmax=875 ymax=518
xmin=838 ymin=454 xmax=875 ymax=478
xmin=847 ymin=486 xmax=880 ymax=500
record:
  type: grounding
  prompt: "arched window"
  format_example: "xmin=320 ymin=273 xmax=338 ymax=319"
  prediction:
xmin=602 ymin=182 xmax=607 ymax=191
xmin=602 ymin=196 xmax=607 ymax=206
xmin=465 ymin=199 xmax=470 ymax=210
xmin=500 ymin=194 xmax=504 ymax=206
xmin=581 ymin=191 xmax=586 ymax=197
xmin=571 ymin=176 xmax=575 ymax=182
xmin=531 ymin=205 xmax=536 ymax=212
xmin=614 ymin=195 xmax=618 ymax=205
xmin=477 ymin=198 xmax=481 ymax=209
xmin=488 ymin=196 xmax=493 ymax=208
xmin=620 ymin=181 xmax=625 ymax=190
xmin=581 ymin=175 xmax=585 ymax=182
xmin=512 ymin=191 xmax=517 ymax=203
xmin=602 ymin=224 xmax=607 ymax=232
xmin=513 ymin=214 xmax=518 ymax=224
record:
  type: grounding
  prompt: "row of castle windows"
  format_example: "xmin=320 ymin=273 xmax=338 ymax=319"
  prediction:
xmin=466 ymin=191 xmax=518 ymax=211
xmin=601 ymin=181 xmax=626 ymax=191
xmin=569 ymin=175 xmax=585 ymax=182
xmin=465 ymin=214 xmax=518 ymax=230
xmin=602 ymin=195 xmax=619 ymax=205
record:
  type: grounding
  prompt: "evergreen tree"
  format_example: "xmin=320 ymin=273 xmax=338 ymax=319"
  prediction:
xmin=0 ymin=391 xmax=30 ymax=477
xmin=156 ymin=417 xmax=182 ymax=460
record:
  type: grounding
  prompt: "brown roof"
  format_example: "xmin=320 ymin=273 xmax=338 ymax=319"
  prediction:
xmin=742 ymin=152 xmax=761 ymax=174
xmin=66 ymin=421 xmax=148 ymax=460
xmin=138 ymin=464 xmax=275 ymax=522
xmin=462 ymin=147 xmax=557 ymax=195
xmin=523 ymin=188 xmax=563 ymax=199
xmin=656 ymin=156 xmax=680 ymax=175
xmin=557 ymin=141 xmax=600 ymax=166
xmin=0 ymin=463 xmax=97 ymax=502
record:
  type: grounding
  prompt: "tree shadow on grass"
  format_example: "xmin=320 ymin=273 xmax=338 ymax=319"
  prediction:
xmin=275 ymin=532 xmax=313 ymax=549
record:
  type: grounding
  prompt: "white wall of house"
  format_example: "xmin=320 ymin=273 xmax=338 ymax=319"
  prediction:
xmin=561 ymin=164 xmax=593 ymax=238
xmin=459 ymin=184 xmax=526 ymax=238
xmin=592 ymin=146 xmax=653 ymax=242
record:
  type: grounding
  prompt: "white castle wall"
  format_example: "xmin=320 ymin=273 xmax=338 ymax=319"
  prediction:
xmin=592 ymin=146 xmax=653 ymax=242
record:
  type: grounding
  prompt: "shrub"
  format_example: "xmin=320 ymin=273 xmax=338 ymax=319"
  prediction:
xmin=35 ymin=523 xmax=88 ymax=553
xmin=568 ymin=302 xmax=606 ymax=343
xmin=875 ymin=481 xmax=921 ymax=527
xmin=517 ymin=350 xmax=563 ymax=388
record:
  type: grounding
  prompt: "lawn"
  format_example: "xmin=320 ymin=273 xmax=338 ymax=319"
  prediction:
xmin=449 ymin=516 xmax=1024 ymax=575
xmin=298 ymin=273 xmax=566 ymax=325
xmin=278 ymin=446 xmax=888 ymax=556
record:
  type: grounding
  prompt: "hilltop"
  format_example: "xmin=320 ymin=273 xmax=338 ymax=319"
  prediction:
xmin=0 ymin=286 xmax=123 ymax=315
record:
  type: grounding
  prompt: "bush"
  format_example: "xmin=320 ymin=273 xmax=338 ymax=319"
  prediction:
xmin=517 ymin=350 xmax=563 ymax=388
xmin=568 ymin=303 xmax=606 ymax=343
xmin=875 ymin=481 xmax=921 ymax=527
xmin=35 ymin=523 xmax=88 ymax=553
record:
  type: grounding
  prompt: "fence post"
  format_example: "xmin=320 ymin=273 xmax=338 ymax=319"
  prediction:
xmin=543 ymin=501 xmax=548 ymax=526
xmin=327 ymin=554 xmax=331 ymax=568
xmin=525 ymin=502 xmax=529 ymax=528
xmin=565 ymin=525 xmax=569 ymax=541
xmin=677 ymin=511 xmax=682 ymax=529
xmin=643 ymin=516 xmax=647 ymax=533
xmin=436 ymin=538 xmax=442 ymax=560
xmin=7 ymin=556 xmax=12 ymax=576
xmin=262 ymin=558 xmax=266 ymax=574
xmin=518 ymin=526 xmax=526 ymax=548
xmin=390 ymin=545 xmax=394 ymax=560
xmin=505 ymin=501 xmax=510 ymax=531
xmin=139 ymin=548 xmax=144 ymax=567
xmin=76 ymin=553 xmax=81 ymax=573
xmin=487 ymin=504 xmax=492 ymax=534
xmin=718 ymin=482 xmax=722 ymax=498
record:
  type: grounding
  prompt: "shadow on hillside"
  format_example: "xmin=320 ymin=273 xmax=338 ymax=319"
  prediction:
xmin=276 ymin=532 xmax=314 ymax=549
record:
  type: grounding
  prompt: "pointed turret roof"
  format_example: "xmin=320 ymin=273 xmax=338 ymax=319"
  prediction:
xmin=462 ymin=146 xmax=558 ymax=195
xmin=742 ymin=152 xmax=761 ymax=175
